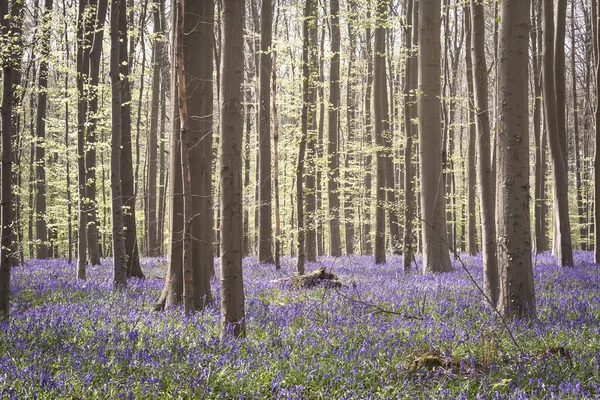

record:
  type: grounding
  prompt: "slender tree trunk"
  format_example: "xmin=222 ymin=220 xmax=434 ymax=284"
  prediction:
xmin=374 ymin=0 xmax=387 ymax=264
xmin=175 ymin=0 xmax=194 ymax=314
xmin=119 ymin=0 xmax=143 ymax=277
xmin=157 ymin=0 xmax=168 ymax=255
xmin=571 ymin=2 xmax=586 ymax=250
xmin=496 ymin=0 xmax=535 ymax=317
xmin=327 ymin=0 xmax=342 ymax=256
xmin=464 ymin=4 xmax=477 ymax=256
xmin=156 ymin=0 xmax=183 ymax=310
xmin=76 ymin=0 xmax=91 ymax=278
xmin=272 ymin=52 xmax=282 ymax=270
xmin=63 ymin=0 xmax=73 ymax=263
xmin=541 ymin=0 xmax=573 ymax=267
xmin=471 ymin=0 xmax=498 ymax=306
xmin=595 ymin=0 xmax=600 ymax=264
xmin=110 ymin=0 xmax=127 ymax=287
xmin=258 ymin=0 xmax=274 ymax=264
xmin=344 ymin=0 xmax=357 ymax=255
xmin=402 ymin=0 xmax=417 ymax=270
xmin=304 ymin=6 xmax=318 ymax=262
xmin=418 ymin=0 xmax=452 ymax=273
xmin=296 ymin=0 xmax=313 ymax=275
xmin=532 ymin=0 xmax=548 ymax=254
xmin=362 ymin=0 xmax=373 ymax=255
xmin=1 ymin=0 xmax=15 ymax=319
xmin=85 ymin=0 xmax=107 ymax=266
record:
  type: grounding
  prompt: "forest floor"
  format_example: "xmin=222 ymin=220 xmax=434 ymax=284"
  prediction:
xmin=1 ymin=251 xmax=599 ymax=399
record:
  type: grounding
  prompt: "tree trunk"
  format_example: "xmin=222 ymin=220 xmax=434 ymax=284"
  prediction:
xmin=119 ymin=0 xmax=143 ymax=277
xmin=186 ymin=0 xmax=214 ymax=310
xmin=595 ymin=0 xmax=600 ymax=264
xmin=496 ymin=0 xmax=535 ymax=317
xmin=1 ymin=0 xmax=15 ymax=319
xmin=374 ymin=0 xmax=387 ymax=265
xmin=471 ymin=0 xmax=498 ymax=306
xmin=464 ymin=4 xmax=477 ymax=256
xmin=86 ymin=0 xmax=108 ymax=266
xmin=532 ymin=0 xmax=547 ymax=254
xmin=258 ymin=0 xmax=274 ymax=264
xmin=541 ymin=0 xmax=573 ymax=267
xmin=272 ymin=52 xmax=282 ymax=270
xmin=418 ymin=0 xmax=452 ymax=273
xmin=402 ymin=0 xmax=417 ymax=270
xmin=155 ymin=0 xmax=183 ymax=309
xmin=110 ymin=0 xmax=127 ymax=287
xmin=76 ymin=0 xmax=91 ymax=279
xmin=362 ymin=0 xmax=373 ymax=255
xmin=304 ymin=4 xmax=318 ymax=262
xmin=296 ymin=0 xmax=314 ymax=275
xmin=327 ymin=0 xmax=342 ymax=256
xmin=146 ymin=0 xmax=162 ymax=257
xmin=219 ymin=0 xmax=246 ymax=338
xmin=34 ymin=0 xmax=53 ymax=259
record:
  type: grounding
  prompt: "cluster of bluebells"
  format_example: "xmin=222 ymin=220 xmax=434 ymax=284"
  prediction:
xmin=0 ymin=252 xmax=599 ymax=398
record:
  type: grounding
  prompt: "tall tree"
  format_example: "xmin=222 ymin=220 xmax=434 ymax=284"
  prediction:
xmin=362 ymin=0 xmax=373 ymax=255
xmin=0 ymin=0 xmax=17 ymax=319
xmin=109 ymin=0 xmax=127 ymax=287
xmin=186 ymin=0 xmax=214 ymax=309
xmin=470 ymin=0 xmax=498 ymax=306
xmin=86 ymin=0 xmax=108 ymax=265
xmin=532 ymin=0 xmax=547 ymax=254
xmin=327 ymin=0 xmax=342 ymax=256
xmin=146 ymin=0 xmax=163 ymax=257
xmin=595 ymin=0 xmax=600 ymax=264
xmin=496 ymin=0 xmax=535 ymax=317
xmin=119 ymin=0 xmax=143 ymax=277
xmin=541 ymin=0 xmax=573 ymax=267
xmin=418 ymin=0 xmax=452 ymax=273
xmin=258 ymin=0 xmax=274 ymax=264
xmin=76 ymin=0 xmax=92 ymax=279
xmin=402 ymin=0 xmax=418 ymax=269
xmin=373 ymin=0 xmax=387 ymax=264
xmin=34 ymin=0 xmax=54 ymax=259
xmin=296 ymin=0 xmax=314 ymax=274
xmin=220 ymin=0 xmax=246 ymax=338
xmin=464 ymin=4 xmax=477 ymax=256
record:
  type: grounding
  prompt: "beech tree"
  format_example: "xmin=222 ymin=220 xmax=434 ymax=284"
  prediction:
xmin=496 ymin=0 xmax=535 ymax=317
xmin=220 ymin=0 xmax=246 ymax=338
xmin=258 ymin=0 xmax=274 ymax=264
xmin=417 ymin=0 xmax=452 ymax=273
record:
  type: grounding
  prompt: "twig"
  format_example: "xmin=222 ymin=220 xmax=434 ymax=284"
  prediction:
xmin=419 ymin=218 xmax=522 ymax=352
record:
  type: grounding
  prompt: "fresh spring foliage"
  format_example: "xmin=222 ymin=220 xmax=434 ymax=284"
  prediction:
xmin=1 ymin=253 xmax=599 ymax=399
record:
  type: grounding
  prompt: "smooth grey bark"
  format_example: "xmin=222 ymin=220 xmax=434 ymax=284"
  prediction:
xmin=595 ymin=0 xmax=600 ymax=264
xmin=0 ymin=0 xmax=16 ymax=319
xmin=362 ymin=0 xmax=373 ymax=255
xmin=296 ymin=0 xmax=313 ymax=275
xmin=464 ymin=4 xmax=477 ymax=257
xmin=155 ymin=0 xmax=183 ymax=310
xmin=402 ymin=0 xmax=417 ymax=270
xmin=496 ymin=0 xmax=535 ymax=317
xmin=146 ymin=0 xmax=162 ymax=257
xmin=219 ymin=0 xmax=246 ymax=338
xmin=471 ymin=0 xmax=498 ymax=306
xmin=532 ymin=0 xmax=548 ymax=254
xmin=304 ymin=3 xmax=318 ymax=262
xmin=109 ymin=0 xmax=127 ymax=287
xmin=119 ymin=0 xmax=143 ymax=277
xmin=34 ymin=0 xmax=53 ymax=259
xmin=186 ymin=0 xmax=214 ymax=309
xmin=258 ymin=0 xmax=274 ymax=264
xmin=374 ymin=0 xmax=387 ymax=265
xmin=541 ymin=0 xmax=573 ymax=267
xmin=418 ymin=0 xmax=452 ymax=273
xmin=86 ymin=0 xmax=108 ymax=266
xmin=76 ymin=0 xmax=91 ymax=279
xmin=327 ymin=0 xmax=342 ymax=256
